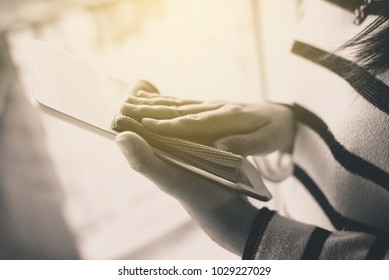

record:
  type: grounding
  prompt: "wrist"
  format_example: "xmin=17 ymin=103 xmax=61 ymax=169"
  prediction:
xmin=272 ymin=103 xmax=296 ymax=154
xmin=242 ymin=207 xmax=276 ymax=260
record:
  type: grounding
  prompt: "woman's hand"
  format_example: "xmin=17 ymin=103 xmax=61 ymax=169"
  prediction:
xmin=116 ymin=81 xmax=260 ymax=255
xmin=120 ymin=86 xmax=295 ymax=156
xmin=116 ymin=131 xmax=258 ymax=255
xmin=115 ymin=81 xmax=295 ymax=256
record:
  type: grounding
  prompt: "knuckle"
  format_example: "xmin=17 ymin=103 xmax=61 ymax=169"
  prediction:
xmin=175 ymin=107 xmax=185 ymax=116
xmin=185 ymin=113 xmax=204 ymax=122
xmin=226 ymin=104 xmax=243 ymax=114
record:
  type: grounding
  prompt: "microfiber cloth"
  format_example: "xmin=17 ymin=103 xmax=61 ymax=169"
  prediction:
xmin=111 ymin=114 xmax=243 ymax=183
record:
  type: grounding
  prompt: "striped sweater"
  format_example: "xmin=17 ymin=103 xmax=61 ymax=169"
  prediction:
xmin=243 ymin=0 xmax=389 ymax=260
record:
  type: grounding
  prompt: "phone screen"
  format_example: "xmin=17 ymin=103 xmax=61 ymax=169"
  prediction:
xmin=31 ymin=41 xmax=126 ymax=138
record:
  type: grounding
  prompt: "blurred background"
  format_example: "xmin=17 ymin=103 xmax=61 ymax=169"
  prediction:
xmin=0 ymin=0 xmax=299 ymax=259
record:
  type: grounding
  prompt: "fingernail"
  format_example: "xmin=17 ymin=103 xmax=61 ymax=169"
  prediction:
xmin=135 ymin=90 xmax=147 ymax=96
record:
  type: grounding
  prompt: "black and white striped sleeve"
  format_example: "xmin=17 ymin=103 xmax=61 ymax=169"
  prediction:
xmin=242 ymin=209 xmax=389 ymax=260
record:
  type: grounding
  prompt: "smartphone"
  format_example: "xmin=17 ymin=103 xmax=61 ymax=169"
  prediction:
xmin=31 ymin=41 xmax=272 ymax=201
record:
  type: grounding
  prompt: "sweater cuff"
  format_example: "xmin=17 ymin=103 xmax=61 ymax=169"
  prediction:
xmin=242 ymin=207 xmax=275 ymax=260
xmin=243 ymin=212 xmax=317 ymax=259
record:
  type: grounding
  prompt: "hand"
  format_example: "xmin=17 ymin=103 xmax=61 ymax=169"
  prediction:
xmin=116 ymin=81 xmax=259 ymax=255
xmin=116 ymin=131 xmax=258 ymax=255
xmin=116 ymin=81 xmax=258 ymax=255
xmin=120 ymin=90 xmax=295 ymax=156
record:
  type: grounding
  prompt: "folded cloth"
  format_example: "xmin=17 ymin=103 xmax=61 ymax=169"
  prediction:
xmin=112 ymin=114 xmax=244 ymax=183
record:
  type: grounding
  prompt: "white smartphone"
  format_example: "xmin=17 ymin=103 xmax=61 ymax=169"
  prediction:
xmin=31 ymin=41 xmax=272 ymax=201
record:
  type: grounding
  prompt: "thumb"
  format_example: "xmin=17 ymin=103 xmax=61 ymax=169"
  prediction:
xmin=115 ymin=131 xmax=200 ymax=198
xmin=115 ymin=131 xmax=158 ymax=175
xmin=115 ymin=132 xmax=239 ymax=202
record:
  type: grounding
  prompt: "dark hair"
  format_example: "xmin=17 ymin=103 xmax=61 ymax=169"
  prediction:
xmin=343 ymin=8 xmax=389 ymax=74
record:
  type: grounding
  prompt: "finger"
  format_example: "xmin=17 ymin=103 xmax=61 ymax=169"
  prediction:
xmin=120 ymin=102 xmax=224 ymax=120
xmin=134 ymin=90 xmax=161 ymax=98
xmin=125 ymin=95 xmax=202 ymax=106
xmin=129 ymin=80 xmax=159 ymax=94
xmin=141 ymin=104 xmax=268 ymax=138
xmin=123 ymin=80 xmax=160 ymax=102
xmin=115 ymin=131 xmax=239 ymax=204
xmin=214 ymin=124 xmax=282 ymax=156
xmin=134 ymin=90 xmax=182 ymax=99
